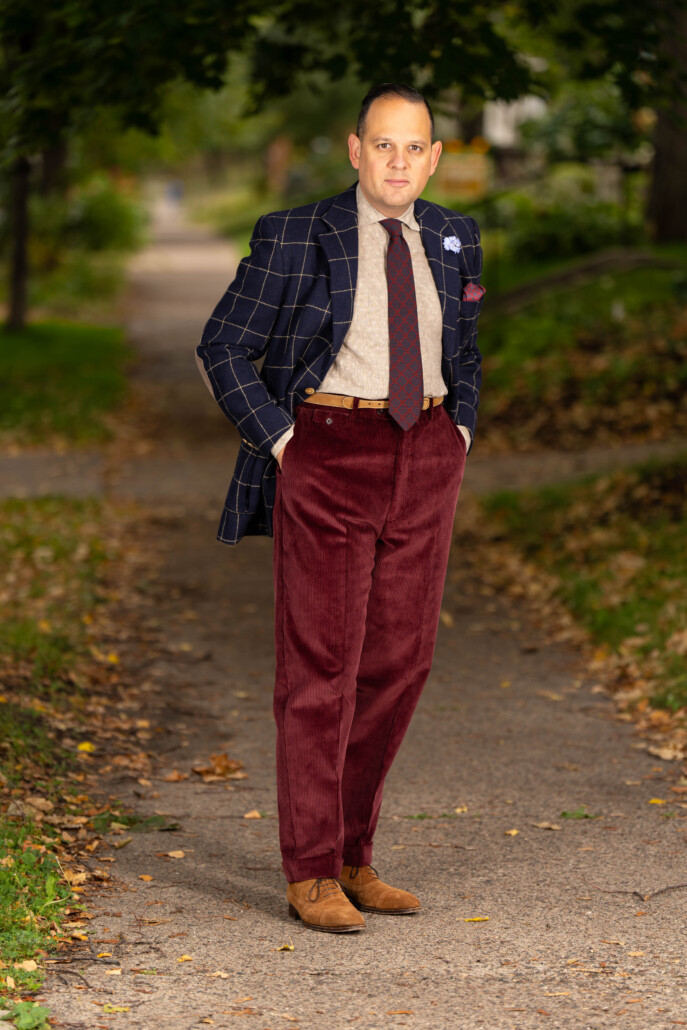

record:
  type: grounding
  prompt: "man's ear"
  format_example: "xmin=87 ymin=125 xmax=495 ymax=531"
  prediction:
xmin=426 ymin=140 xmax=442 ymax=176
xmin=348 ymin=133 xmax=362 ymax=170
xmin=429 ymin=140 xmax=443 ymax=176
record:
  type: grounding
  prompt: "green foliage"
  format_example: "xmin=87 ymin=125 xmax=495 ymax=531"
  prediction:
xmin=477 ymin=257 xmax=687 ymax=450
xmin=484 ymin=458 xmax=687 ymax=710
xmin=518 ymin=78 xmax=646 ymax=163
xmin=62 ymin=175 xmax=145 ymax=252
xmin=560 ymin=807 xmax=601 ymax=820
xmin=1 ymin=1002 xmax=51 ymax=1029
xmin=0 ymin=826 xmax=71 ymax=999
xmin=475 ymin=165 xmax=646 ymax=262
xmin=0 ymin=321 xmax=130 ymax=444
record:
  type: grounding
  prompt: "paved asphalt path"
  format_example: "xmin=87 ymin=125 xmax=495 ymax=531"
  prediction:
xmin=38 ymin=198 xmax=687 ymax=1029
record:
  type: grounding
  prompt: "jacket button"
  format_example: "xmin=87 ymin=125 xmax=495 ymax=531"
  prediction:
xmin=326 ymin=417 xmax=333 ymax=425
xmin=305 ymin=387 xmax=315 ymax=395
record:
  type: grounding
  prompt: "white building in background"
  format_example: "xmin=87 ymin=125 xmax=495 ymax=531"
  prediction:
xmin=482 ymin=96 xmax=548 ymax=147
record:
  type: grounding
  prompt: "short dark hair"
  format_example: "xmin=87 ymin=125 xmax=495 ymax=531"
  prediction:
xmin=356 ymin=83 xmax=435 ymax=140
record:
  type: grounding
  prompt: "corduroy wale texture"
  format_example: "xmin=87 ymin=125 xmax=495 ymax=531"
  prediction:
xmin=272 ymin=400 xmax=466 ymax=882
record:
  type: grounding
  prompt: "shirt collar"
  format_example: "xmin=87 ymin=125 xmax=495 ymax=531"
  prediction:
xmin=356 ymin=183 xmax=419 ymax=231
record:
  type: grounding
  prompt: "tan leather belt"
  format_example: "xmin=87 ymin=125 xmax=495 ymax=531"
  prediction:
xmin=304 ymin=392 xmax=444 ymax=411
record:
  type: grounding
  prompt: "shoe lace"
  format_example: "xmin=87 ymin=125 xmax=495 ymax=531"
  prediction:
xmin=308 ymin=877 xmax=344 ymax=903
xmin=348 ymin=865 xmax=378 ymax=881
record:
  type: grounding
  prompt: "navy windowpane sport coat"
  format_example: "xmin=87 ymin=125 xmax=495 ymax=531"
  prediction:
xmin=196 ymin=181 xmax=485 ymax=545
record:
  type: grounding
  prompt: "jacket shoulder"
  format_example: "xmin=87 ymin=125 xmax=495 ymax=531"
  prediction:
xmin=257 ymin=185 xmax=356 ymax=243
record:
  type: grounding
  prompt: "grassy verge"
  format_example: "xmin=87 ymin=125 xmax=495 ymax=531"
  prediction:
xmin=0 ymin=321 xmax=131 ymax=448
xmin=476 ymin=253 xmax=687 ymax=452
xmin=0 ymin=497 xmax=122 ymax=1013
xmin=482 ymin=457 xmax=687 ymax=758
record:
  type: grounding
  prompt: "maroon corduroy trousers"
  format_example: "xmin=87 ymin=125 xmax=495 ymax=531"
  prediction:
xmin=272 ymin=399 xmax=466 ymax=882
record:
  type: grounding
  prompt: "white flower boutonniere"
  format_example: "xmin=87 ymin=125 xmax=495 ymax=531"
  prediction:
xmin=443 ymin=235 xmax=462 ymax=254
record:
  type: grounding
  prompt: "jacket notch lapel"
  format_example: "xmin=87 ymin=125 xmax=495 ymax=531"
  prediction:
xmin=415 ymin=199 xmax=458 ymax=351
xmin=318 ymin=187 xmax=359 ymax=357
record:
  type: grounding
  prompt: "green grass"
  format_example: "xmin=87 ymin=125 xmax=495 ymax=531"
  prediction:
xmin=484 ymin=458 xmax=687 ymax=710
xmin=476 ymin=258 xmax=687 ymax=450
xmin=0 ymin=321 xmax=130 ymax=446
xmin=0 ymin=497 xmax=115 ymax=1007
xmin=0 ymin=825 xmax=73 ymax=998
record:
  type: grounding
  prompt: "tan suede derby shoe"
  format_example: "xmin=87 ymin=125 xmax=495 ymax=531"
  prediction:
xmin=287 ymin=876 xmax=365 ymax=933
xmin=338 ymin=865 xmax=421 ymax=914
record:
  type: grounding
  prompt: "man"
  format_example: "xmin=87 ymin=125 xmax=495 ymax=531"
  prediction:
xmin=196 ymin=83 xmax=485 ymax=933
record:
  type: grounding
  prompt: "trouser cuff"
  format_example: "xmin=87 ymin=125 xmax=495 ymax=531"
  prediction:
xmin=283 ymin=857 xmax=342 ymax=883
xmin=342 ymin=844 xmax=373 ymax=867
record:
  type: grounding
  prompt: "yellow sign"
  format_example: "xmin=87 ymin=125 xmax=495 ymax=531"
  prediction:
xmin=436 ymin=144 xmax=490 ymax=200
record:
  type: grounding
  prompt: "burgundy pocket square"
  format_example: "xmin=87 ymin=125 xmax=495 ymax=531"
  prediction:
xmin=461 ymin=283 xmax=486 ymax=302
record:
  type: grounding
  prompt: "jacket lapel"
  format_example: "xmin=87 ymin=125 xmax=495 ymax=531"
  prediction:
xmin=318 ymin=184 xmax=359 ymax=357
xmin=414 ymin=198 xmax=458 ymax=352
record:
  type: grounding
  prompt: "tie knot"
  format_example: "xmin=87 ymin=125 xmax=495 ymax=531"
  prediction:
xmin=380 ymin=218 xmax=403 ymax=239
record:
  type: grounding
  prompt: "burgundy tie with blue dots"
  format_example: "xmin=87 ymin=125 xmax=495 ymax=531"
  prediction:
xmin=380 ymin=218 xmax=424 ymax=431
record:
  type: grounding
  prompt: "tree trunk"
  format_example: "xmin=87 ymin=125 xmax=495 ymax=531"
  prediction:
xmin=6 ymin=156 xmax=31 ymax=332
xmin=646 ymin=7 xmax=687 ymax=242
xmin=39 ymin=139 xmax=68 ymax=195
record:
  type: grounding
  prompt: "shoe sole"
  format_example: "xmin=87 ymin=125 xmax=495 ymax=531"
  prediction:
xmin=288 ymin=902 xmax=364 ymax=932
xmin=356 ymin=904 xmax=421 ymax=914
xmin=341 ymin=889 xmax=421 ymax=915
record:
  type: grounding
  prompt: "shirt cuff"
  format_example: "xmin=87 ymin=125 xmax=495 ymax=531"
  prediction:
xmin=271 ymin=426 xmax=294 ymax=458
xmin=457 ymin=424 xmax=472 ymax=449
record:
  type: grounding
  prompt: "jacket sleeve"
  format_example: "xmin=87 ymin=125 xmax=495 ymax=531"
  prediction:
xmin=196 ymin=215 xmax=295 ymax=455
xmin=455 ymin=215 xmax=484 ymax=439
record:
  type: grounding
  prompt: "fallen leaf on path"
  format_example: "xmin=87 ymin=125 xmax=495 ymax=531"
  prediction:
xmin=164 ymin=770 xmax=189 ymax=782
xmin=648 ymin=745 xmax=683 ymax=761
xmin=78 ymin=741 xmax=96 ymax=752
xmin=5 ymin=976 xmax=15 ymax=989
xmin=537 ymin=691 xmax=564 ymax=701
xmin=208 ymin=971 xmax=229 ymax=978
xmin=193 ymin=753 xmax=244 ymax=781
xmin=504 ymin=828 xmax=519 ymax=836
xmin=167 ymin=850 xmax=185 ymax=859
xmin=627 ymin=951 xmax=645 ymax=956
xmin=96 ymin=952 xmax=112 ymax=958
xmin=454 ymin=805 xmax=468 ymax=814
xmin=649 ymin=798 xmax=667 ymax=804
xmin=232 ymin=997 xmax=253 ymax=1003
xmin=105 ymin=968 xmax=122 ymax=976
xmin=544 ymin=992 xmax=571 ymax=996
xmin=464 ymin=916 xmax=489 ymax=922
xmin=243 ymin=810 xmax=262 ymax=820
xmin=138 ymin=874 xmax=153 ymax=882
xmin=103 ymin=1005 xmax=130 ymax=1013
xmin=113 ymin=837 xmax=132 ymax=849
xmin=276 ymin=943 xmax=294 ymax=951
xmin=177 ymin=955 xmax=193 ymax=962
xmin=13 ymin=960 xmax=38 ymax=971
xmin=439 ymin=609 xmax=454 ymax=627
xmin=25 ymin=795 xmax=54 ymax=813
xmin=532 ymin=822 xmax=562 ymax=831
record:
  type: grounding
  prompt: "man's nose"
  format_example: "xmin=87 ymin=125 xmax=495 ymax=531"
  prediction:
xmin=389 ymin=149 xmax=408 ymax=168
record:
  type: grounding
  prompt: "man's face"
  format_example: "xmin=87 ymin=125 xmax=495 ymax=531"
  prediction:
xmin=348 ymin=96 xmax=442 ymax=218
